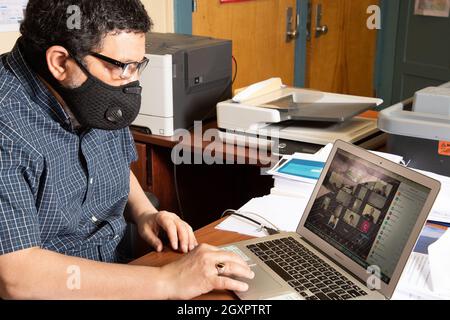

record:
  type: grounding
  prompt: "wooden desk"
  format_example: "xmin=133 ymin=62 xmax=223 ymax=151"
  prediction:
xmin=129 ymin=218 xmax=253 ymax=300
xmin=129 ymin=217 xmax=447 ymax=300
xmin=130 ymin=120 xmax=280 ymax=234
xmin=130 ymin=111 xmax=383 ymax=244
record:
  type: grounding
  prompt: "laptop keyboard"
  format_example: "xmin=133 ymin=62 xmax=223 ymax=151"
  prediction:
xmin=246 ymin=237 xmax=368 ymax=300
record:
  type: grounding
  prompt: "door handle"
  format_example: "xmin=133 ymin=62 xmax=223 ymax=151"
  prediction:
xmin=315 ymin=4 xmax=328 ymax=38
xmin=286 ymin=7 xmax=299 ymax=42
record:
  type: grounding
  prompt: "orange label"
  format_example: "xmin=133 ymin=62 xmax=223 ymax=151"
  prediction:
xmin=439 ymin=141 xmax=450 ymax=156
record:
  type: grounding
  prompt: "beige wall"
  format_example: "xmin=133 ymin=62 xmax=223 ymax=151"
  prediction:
xmin=0 ymin=0 xmax=174 ymax=54
xmin=0 ymin=32 xmax=19 ymax=54
xmin=146 ymin=0 xmax=174 ymax=33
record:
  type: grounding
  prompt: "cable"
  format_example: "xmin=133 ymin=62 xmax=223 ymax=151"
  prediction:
xmin=221 ymin=209 xmax=281 ymax=235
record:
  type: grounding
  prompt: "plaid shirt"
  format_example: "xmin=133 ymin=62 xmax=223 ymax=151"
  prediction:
xmin=0 ymin=41 xmax=137 ymax=262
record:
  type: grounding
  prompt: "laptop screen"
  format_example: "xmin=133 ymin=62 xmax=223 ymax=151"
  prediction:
xmin=304 ymin=148 xmax=431 ymax=285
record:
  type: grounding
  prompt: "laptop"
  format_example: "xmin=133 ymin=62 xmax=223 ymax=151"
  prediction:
xmin=224 ymin=140 xmax=441 ymax=300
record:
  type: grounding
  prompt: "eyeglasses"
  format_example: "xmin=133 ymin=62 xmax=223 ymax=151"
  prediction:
xmin=89 ymin=52 xmax=149 ymax=80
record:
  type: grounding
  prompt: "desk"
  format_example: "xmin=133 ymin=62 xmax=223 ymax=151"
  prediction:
xmin=130 ymin=111 xmax=381 ymax=233
xmin=131 ymin=120 xmax=283 ymax=233
xmin=129 ymin=218 xmax=252 ymax=300
xmin=129 ymin=218 xmax=447 ymax=300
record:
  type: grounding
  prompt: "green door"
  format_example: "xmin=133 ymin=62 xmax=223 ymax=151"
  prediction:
xmin=392 ymin=0 xmax=450 ymax=102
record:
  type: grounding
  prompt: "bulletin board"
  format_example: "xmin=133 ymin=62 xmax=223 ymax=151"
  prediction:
xmin=0 ymin=0 xmax=28 ymax=32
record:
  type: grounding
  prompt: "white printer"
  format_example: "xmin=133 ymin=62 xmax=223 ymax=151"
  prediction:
xmin=133 ymin=33 xmax=232 ymax=136
xmin=217 ymin=78 xmax=385 ymax=154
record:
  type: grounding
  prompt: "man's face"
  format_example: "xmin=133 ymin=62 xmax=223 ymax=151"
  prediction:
xmin=65 ymin=32 xmax=146 ymax=88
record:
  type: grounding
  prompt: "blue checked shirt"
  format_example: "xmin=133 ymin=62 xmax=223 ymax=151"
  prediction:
xmin=0 ymin=42 xmax=138 ymax=262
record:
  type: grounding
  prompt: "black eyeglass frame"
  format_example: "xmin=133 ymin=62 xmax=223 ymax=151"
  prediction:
xmin=89 ymin=52 xmax=149 ymax=78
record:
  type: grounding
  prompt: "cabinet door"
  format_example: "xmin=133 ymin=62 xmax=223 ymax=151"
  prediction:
xmin=392 ymin=0 xmax=450 ymax=102
xmin=131 ymin=143 xmax=150 ymax=192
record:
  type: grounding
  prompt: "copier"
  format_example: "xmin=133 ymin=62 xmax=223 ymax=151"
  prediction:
xmin=378 ymin=82 xmax=450 ymax=176
xmin=133 ymin=33 xmax=232 ymax=136
xmin=217 ymin=78 xmax=386 ymax=155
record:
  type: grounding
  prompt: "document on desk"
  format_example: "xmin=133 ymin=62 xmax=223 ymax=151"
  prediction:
xmin=216 ymin=194 xmax=309 ymax=237
xmin=392 ymin=225 xmax=450 ymax=300
xmin=392 ymin=253 xmax=443 ymax=300
xmin=428 ymin=228 xmax=450 ymax=296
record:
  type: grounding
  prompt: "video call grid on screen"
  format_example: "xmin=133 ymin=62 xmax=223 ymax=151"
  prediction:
xmin=304 ymin=149 xmax=430 ymax=284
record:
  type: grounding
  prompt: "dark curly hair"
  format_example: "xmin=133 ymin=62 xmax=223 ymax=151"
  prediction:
xmin=20 ymin=0 xmax=153 ymax=60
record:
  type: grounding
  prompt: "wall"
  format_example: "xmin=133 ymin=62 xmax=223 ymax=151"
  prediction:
xmin=0 ymin=0 xmax=174 ymax=54
xmin=0 ymin=32 xmax=20 ymax=54
xmin=146 ymin=0 xmax=174 ymax=33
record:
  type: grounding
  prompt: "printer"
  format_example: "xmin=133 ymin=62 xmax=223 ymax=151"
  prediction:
xmin=217 ymin=78 xmax=386 ymax=155
xmin=378 ymin=81 xmax=450 ymax=176
xmin=133 ymin=33 xmax=232 ymax=136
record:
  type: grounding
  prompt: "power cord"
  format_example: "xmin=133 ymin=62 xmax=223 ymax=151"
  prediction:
xmin=221 ymin=209 xmax=281 ymax=236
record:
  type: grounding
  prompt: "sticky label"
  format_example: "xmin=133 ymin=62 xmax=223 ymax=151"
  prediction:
xmin=439 ymin=141 xmax=450 ymax=156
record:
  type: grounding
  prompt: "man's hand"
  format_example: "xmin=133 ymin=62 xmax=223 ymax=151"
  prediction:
xmin=161 ymin=244 xmax=255 ymax=300
xmin=136 ymin=211 xmax=198 ymax=253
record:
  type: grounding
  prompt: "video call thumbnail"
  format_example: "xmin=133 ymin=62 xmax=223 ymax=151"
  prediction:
xmin=305 ymin=150 xmax=401 ymax=264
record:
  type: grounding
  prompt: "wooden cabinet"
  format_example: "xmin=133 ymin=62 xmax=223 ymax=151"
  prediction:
xmin=130 ymin=143 xmax=151 ymax=192
xmin=130 ymin=127 xmax=274 ymax=230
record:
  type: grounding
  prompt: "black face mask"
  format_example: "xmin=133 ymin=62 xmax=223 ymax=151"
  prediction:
xmin=58 ymin=59 xmax=142 ymax=131
xmin=20 ymin=38 xmax=142 ymax=131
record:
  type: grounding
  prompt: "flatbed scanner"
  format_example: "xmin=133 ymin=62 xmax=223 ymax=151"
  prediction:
xmin=217 ymin=78 xmax=385 ymax=155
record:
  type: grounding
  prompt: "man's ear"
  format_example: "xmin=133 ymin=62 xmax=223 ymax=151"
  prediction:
xmin=46 ymin=46 xmax=71 ymax=82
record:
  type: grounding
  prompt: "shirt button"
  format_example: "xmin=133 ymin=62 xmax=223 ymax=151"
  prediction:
xmin=114 ymin=235 xmax=120 ymax=240
xmin=89 ymin=178 xmax=94 ymax=185
xmin=91 ymin=216 xmax=98 ymax=224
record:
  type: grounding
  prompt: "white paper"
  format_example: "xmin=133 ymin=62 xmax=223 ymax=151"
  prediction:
xmin=270 ymin=182 xmax=316 ymax=199
xmin=392 ymin=252 xmax=449 ymax=300
xmin=313 ymin=143 xmax=405 ymax=165
xmin=370 ymin=151 xmax=405 ymax=165
xmin=216 ymin=194 xmax=309 ymax=237
xmin=0 ymin=1 xmax=28 ymax=32
xmin=428 ymin=228 xmax=450 ymax=295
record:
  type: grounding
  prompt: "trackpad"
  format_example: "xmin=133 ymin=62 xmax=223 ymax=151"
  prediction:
xmin=237 ymin=265 xmax=283 ymax=298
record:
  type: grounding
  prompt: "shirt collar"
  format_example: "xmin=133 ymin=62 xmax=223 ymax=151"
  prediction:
xmin=5 ymin=39 xmax=76 ymax=132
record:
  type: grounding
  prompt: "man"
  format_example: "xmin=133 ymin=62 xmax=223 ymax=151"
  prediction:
xmin=327 ymin=213 xmax=339 ymax=230
xmin=0 ymin=0 xmax=253 ymax=299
